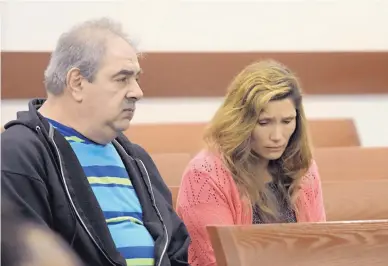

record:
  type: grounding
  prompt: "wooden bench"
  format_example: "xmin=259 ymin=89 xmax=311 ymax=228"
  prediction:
xmin=323 ymin=180 xmax=388 ymax=221
xmin=308 ymin=118 xmax=360 ymax=147
xmin=126 ymin=122 xmax=206 ymax=153
xmin=126 ymin=118 xmax=359 ymax=153
xmin=207 ymin=220 xmax=388 ymax=266
xmin=314 ymin=147 xmax=388 ymax=181
xmin=151 ymin=153 xmax=192 ymax=186
xmin=169 ymin=186 xmax=179 ymax=209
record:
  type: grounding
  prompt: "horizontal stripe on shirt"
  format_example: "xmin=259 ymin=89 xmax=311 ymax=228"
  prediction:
xmin=92 ymin=187 xmax=142 ymax=214
xmin=118 ymin=246 xmax=155 ymax=259
xmin=110 ymin=223 xmax=155 ymax=247
xmin=88 ymin=176 xmax=132 ymax=187
xmin=83 ymin=165 xmax=129 ymax=178
xmin=104 ymin=211 xmax=143 ymax=222
xmin=70 ymin=142 xmax=124 ymax=167
xmin=106 ymin=216 xmax=143 ymax=226
xmin=126 ymin=258 xmax=155 ymax=266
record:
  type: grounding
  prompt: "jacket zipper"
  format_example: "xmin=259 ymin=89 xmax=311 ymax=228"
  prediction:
xmin=39 ymin=126 xmax=118 ymax=266
xmin=137 ymin=159 xmax=169 ymax=266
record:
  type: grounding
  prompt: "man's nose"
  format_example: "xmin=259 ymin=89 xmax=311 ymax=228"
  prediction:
xmin=127 ymin=82 xmax=143 ymax=100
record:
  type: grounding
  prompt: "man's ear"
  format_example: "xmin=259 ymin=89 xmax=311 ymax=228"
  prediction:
xmin=66 ymin=68 xmax=84 ymax=102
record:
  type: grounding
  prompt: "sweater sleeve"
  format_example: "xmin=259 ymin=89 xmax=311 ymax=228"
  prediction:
xmin=311 ymin=160 xmax=327 ymax=222
xmin=298 ymin=159 xmax=327 ymax=222
xmin=176 ymin=154 xmax=235 ymax=266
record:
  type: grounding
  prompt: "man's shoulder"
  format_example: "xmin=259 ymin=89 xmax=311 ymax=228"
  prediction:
xmin=116 ymin=133 xmax=152 ymax=161
xmin=1 ymin=125 xmax=48 ymax=174
xmin=2 ymin=124 xmax=41 ymax=150
xmin=131 ymin=143 xmax=151 ymax=159
xmin=299 ymin=159 xmax=321 ymax=188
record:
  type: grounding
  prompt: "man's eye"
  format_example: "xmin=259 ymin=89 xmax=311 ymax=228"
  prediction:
xmin=118 ymin=77 xmax=128 ymax=83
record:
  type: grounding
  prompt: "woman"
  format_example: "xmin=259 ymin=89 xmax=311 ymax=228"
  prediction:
xmin=176 ymin=60 xmax=326 ymax=266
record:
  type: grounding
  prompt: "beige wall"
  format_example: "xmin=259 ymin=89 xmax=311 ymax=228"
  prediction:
xmin=1 ymin=1 xmax=387 ymax=51
xmin=1 ymin=0 xmax=387 ymax=147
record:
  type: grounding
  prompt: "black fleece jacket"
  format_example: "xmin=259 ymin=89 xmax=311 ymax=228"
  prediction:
xmin=1 ymin=99 xmax=190 ymax=266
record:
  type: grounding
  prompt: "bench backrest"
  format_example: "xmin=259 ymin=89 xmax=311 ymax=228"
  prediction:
xmin=207 ymin=220 xmax=388 ymax=266
xmin=125 ymin=123 xmax=206 ymax=153
xmin=151 ymin=153 xmax=192 ymax=186
xmin=170 ymin=180 xmax=388 ymax=221
xmin=169 ymin=186 xmax=179 ymax=209
xmin=323 ymin=179 xmax=388 ymax=221
xmin=314 ymin=147 xmax=388 ymax=181
xmin=307 ymin=118 xmax=360 ymax=147
xmin=126 ymin=118 xmax=359 ymax=153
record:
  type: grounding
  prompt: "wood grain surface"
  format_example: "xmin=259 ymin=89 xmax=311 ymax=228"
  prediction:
xmin=207 ymin=220 xmax=388 ymax=266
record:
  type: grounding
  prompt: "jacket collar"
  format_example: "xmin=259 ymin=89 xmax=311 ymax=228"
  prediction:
xmin=4 ymin=98 xmax=49 ymax=133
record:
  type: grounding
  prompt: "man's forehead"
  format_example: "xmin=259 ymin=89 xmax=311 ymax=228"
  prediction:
xmin=103 ymin=53 xmax=141 ymax=73
xmin=124 ymin=59 xmax=142 ymax=73
xmin=122 ymin=57 xmax=140 ymax=69
xmin=107 ymin=50 xmax=139 ymax=63
xmin=105 ymin=38 xmax=139 ymax=61
xmin=101 ymin=39 xmax=141 ymax=73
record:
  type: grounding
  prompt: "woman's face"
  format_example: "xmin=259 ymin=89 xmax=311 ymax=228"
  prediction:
xmin=251 ymin=98 xmax=297 ymax=161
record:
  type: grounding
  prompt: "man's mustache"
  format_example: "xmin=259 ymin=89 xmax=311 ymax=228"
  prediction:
xmin=124 ymin=98 xmax=137 ymax=109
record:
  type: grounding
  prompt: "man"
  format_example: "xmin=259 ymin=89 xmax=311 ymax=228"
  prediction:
xmin=1 ymin=18 xmax=190 ymax=266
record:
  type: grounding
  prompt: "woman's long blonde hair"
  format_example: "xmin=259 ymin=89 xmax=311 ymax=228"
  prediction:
xmin=204 ymin=59 xmax=312 ymax=221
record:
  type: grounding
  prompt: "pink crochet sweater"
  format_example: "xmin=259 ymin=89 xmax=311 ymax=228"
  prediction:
xmin=176 ymin=150 xmax=326 ymax=266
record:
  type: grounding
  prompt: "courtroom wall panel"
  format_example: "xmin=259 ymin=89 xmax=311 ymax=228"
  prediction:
xmin=2 ymin=51 xmax=388 ymax=99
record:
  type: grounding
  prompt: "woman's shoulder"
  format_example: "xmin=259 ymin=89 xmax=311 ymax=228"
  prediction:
xmin=185 ymin=149 xmax=224 ymax=173
xmin=299 ymin=159 xmax=321 ymax=188
xmin=182 ymin=149 xmax=232 ymax=185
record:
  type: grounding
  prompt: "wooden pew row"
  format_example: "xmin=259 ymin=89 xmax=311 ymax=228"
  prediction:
xmin=170 ymin=179 xmax=388 ymax=221
xmin=151 ymin=153 xmax=192 ymax=186
xmin=126 ymin=122 xmax=205 ymax=154
xmin=153 ymin=147 xmax=388 ymax=186
xmin=170 ymin=186 xmax=179 ymax=210
xmin=322 ymin=180 xmax=388 ymax=221
xmin=2 ymin=118 xmax=361 ymax=152
xmin=307 ymin=118 xmax=360 ymax=148
xmin=207 ymin=220 xmax=388 ymax=266
xmin=314 ymin=147 xmax=388 ymax=181
xmin=126 ymin=118 xmax=360 ymax=153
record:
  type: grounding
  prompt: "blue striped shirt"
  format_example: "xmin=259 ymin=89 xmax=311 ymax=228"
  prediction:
xmin=47 ymin=119 xmax=155 ymax=266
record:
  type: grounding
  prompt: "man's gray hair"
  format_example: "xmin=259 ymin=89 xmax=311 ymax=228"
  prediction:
xmin=44 ymin=17 xmax=133 ymax=95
